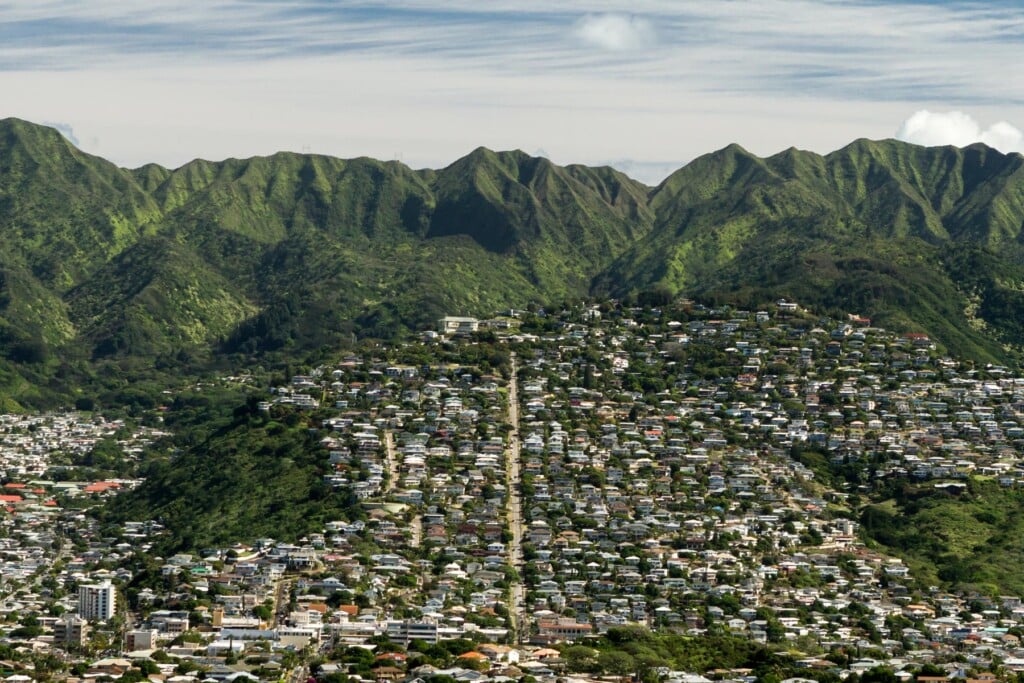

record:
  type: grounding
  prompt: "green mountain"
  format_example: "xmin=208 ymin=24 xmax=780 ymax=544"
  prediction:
xmin=597 ymin=140 xmax=1024 ymax=362
xmin=0 ymin=119 xmax=653 ymax=404
xmin=3 ymin=118 xmax=1024 ymax=406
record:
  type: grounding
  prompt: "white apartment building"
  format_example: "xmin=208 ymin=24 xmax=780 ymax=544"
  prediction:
xmin=78 ymin=581 xmax=116 ymax=621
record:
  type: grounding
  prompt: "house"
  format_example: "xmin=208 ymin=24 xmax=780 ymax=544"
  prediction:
xmin=439 ymin=317 xmax=480 ymax=336
xmin=533 ymin=617 xmax=594 ymax=643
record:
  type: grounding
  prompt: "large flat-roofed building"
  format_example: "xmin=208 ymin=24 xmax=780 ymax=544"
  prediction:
xmin=439 ymin=317 xmax=479 ymax=336
xmin=387 ymin=620 xmax=439 ymax=645
xmin=78 ymin=581 xmax=116 ymax=621
xmin=54 ymin=616 xmax=90 ymax=648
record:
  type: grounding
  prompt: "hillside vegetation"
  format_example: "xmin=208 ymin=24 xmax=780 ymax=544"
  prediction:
xmin=102 ymin=394 xmax=362 ymax=550
xmin=3 ymin=119 xmax=1024 ymax=403
xmin=862 ymin=478 xmax=1024 ymax=595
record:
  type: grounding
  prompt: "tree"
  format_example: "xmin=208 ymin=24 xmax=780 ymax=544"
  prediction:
xmin=915 ymin=665 xmax=946 ymax=678
xmin=252 ymin=603 xmax=273 ymax=621
xmin=175 ymin=660 xmax=201 ymax=676
xmin=861 ymin=667 xmax=897 ymax=683
xmin=598 ymin=650 xmax=636 ymax=677
xmin=137 ymin=660 xmax=160 ymax=675
xmin=562 ymin=645 xmax=599 ymax=673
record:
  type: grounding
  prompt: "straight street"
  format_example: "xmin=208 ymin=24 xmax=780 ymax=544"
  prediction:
xmin=383 ymin=430 xmax=398 ymax=493
xmin=504 ymin=352 xmax=528 ymax=641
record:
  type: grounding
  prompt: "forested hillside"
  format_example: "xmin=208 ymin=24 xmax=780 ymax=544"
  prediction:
xmin=3 ymin=118 xmax=1024 ymax=405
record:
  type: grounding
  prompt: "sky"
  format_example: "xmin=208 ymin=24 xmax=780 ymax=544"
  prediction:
xmin=1 ymin=1 xmax=1023 ymax=184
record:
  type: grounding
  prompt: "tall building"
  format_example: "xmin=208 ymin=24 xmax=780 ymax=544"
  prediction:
xmin=78 ymin=581 xmax=116 ymax=621
xmin=54 ymin=615 xmax=90 ymax=649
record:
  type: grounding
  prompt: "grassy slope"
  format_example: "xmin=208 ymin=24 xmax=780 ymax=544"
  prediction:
xmin=0 ymin=121 xmax=658 ymax=370
xmin=862 ymin=478 xmax=1024 ymax=595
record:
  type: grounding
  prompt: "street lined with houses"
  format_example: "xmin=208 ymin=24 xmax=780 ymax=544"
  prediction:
xmin=505 ymin=352 xmax=528 ymax=642
xmin=7 ymin=301 xmax=1024 ymax=681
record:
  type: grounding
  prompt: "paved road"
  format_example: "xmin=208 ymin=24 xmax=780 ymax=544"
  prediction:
xmin=386 ymin=429 xmax=425 ymax=549
xmin=272 ymin=576 xmax=291 ymax=628
xmin=383 ymin=430 xmax=398 ymax=493
xmin=288 ymin=664 xmax=308 ymax=683
xmin=410 ymin=513 xmax=423 ymax=548
xmin=504 ymin=352 xmax=528 ymax=641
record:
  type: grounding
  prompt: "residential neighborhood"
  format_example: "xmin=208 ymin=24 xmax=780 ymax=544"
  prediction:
xmin=3 ymin=299 xmax=1024 ymax=683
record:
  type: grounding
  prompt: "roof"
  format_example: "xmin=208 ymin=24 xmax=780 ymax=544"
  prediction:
xmin=83 ymin=481 xmax=121 ymax=493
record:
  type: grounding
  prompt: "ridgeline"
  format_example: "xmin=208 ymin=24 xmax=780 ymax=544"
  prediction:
xmin=2 ymin=118 xmax=1024 ymax=405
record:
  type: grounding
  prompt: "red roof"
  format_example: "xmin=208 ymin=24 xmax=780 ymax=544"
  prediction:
xmin=83 ymin=481 xmax=121 ymax=493
xmin=375 ymin=653 xmax=407 ymax=662
xmin=0 ymin=495 xmax=23 ymax=503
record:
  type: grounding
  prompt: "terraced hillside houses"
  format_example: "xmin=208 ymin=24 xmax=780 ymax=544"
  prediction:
xmin=6 ymin=300 xmax=1024 ymax=682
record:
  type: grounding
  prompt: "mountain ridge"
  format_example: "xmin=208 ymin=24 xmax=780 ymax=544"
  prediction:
xmin=3 ymin=117 xmax=1024 ymax=405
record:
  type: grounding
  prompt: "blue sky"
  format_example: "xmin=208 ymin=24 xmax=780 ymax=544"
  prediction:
xmin=1 ymin=0 xmax=1022 ymax=183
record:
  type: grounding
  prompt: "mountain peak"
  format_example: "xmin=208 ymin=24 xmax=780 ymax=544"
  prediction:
xmin=449 ymin=146 xmax=542 ymax=170
xmin=0 ymin=117 xmax=77 ymax=157
xmin=0 ymin=116 xmax=57 ymax=132
xmin=718 ymin=142 xmax=754 ymax=156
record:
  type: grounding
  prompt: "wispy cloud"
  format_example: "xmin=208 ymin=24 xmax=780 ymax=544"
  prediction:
xmin=0 ymin=1 xmax=1023 ymax=180
xmin=572 ymin=14 xmax=656 ymax=52
xmin=41 ymin=120 xmax=79 ymax=145
xmin=2 ymin=1 xmax=1022 ymax=97
xmin=896 ymin=110 xmax=1024 ymax=153
xmin=601 ymin=159 xmax=683 ymax=186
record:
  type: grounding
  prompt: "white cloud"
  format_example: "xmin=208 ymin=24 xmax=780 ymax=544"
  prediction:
xmin=605 ymin=159 xmax=684 ymax=186
xmin=41 ymin=120 xmax=79 ymax=145
xmin=0 ymin=59 xmax=912 ymax=178
xmin=982 ymin=120 xmax=1024 ymax=153
xmin=896 ymin=110 xmax=1024 ymax=153
xmin=572 ymin=13 xmax=656 ymax=51
xmin=3 ymin=2 xmax=1024 ymax=173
